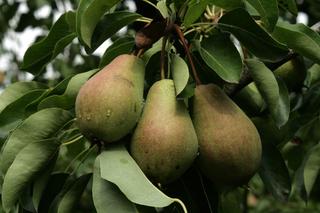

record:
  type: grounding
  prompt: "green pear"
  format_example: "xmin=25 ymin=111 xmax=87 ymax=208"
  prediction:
xmin=192 ymin=84 xmax=262 ymax=190
xmin=75 ymin=54 xmax=145 ymax=143
xmin=274 ymin=56 xmax=306 ymax=91
xmin=131 ymin=79 xmax=198 ymax=184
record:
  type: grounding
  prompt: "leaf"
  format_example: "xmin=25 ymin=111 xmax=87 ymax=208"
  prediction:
xmin=56 ymin=174 xmax=91 ymax=213
xmin=218 ymin=8 xmax=288 ymax=62
xmin=277 ymin=0 xmax=297 ymax=15
xmin=219 ymin=189 xmax=243 ymax=213
xmin=21 ymin=11 xmax=76 ymax=75
xmin=303 ymin=143 xmax=320 ymax=198
xmin=258 ymin=140 xmax=291 ymax=201
xmin=1 ymin=138 xmax=61 ymax=211
xmin=272 ymin=21 xmax=320 ymax=64
xmin=99 ymin=144 xmax=182 ymax=208
xmin=0 ymin=90 xmax=46 ymax=139
xmin=246 ymin=59 xmax=285 ymax=127
xmin=38 ymin=69 xmax=98 ymax=110
xmin=0 ymin=108 xmax=73 ymax=175
xmin=305 ymin=64 xmax=320 ymax=87
xmin=194 ymin=31 xmax=243 ymax=83
xmin=76 ymin=0 xmax=121 ymax=47
xmin=86 ymin=11 xmax=141 ymax=53
xmin=208 ymin=0 xmax=244 ymax=10
xmin=246 ymin=0 xmax=278 ymax=32
xmin=0 ymin=81 xmax=47 ymax=113
xmin=274 ymin=77 xmax=290 ymax=128
xmin=171 ymin=55 xmax=189 ymax=96
xmin=99 ymin=36 xmax=135 ymax=68
xmin=157 ymin=0 xmax=170 ymax=18
xmin=32 ymin=158 xmax=56 ymax=212
xmin=183 ymin=0 xmax=208 ymax=27
xmin=93 ymin=156 xmax=142 ymax=213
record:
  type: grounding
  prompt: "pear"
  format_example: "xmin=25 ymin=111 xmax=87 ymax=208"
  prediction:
xmin=192 ymin=84 xmax=262 ymax=190
xmin=130 ymin=79 xmax=198 ymax=184
xmin=75 ymin=54 xmax=145 ymax=143
xmin=274 ymin=56 xmax=306 ymax=91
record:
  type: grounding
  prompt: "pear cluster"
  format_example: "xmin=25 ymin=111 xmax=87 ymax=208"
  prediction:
xmin=75 ymin=54 xmax=262 ymax=188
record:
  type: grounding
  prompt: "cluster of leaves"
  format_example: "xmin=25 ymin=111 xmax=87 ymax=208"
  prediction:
xmin=0 ymin=0 xmax=320 ymax=212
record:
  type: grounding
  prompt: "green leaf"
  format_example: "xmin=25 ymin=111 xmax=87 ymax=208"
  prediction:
xmin=157 ymin=0 xmax=170 ymax=18
xmin=218 ymin=8 xmax=288 ymax=62
xmin=305 ymin=64 xmax=320 ymax=87
xmin=251 ymin=121 xmax=291 ymax=202
xmin=93 ymin=156 xmax=141 ymax=212
xmin=86 ymin=11 xmax=141 ymax=53
xmin=303 ymin=143 xmax=320 ymax=198
xmin=246 ymin=59 xmax=287 ymax=127
xmin=277 ymin=0 xmax=297 ymax=15
xmin=100 ymin=144 xmax=182 ymax=208
xmin=32 ymin=158 xmax=58 ymax=212
xmin=275 ymin=77 xmax=290 ymax=128
xmin=99 ymin=36 xmax=135 ymax=68
xmin=0 ymin=108 xmax=73 ymax=175
xmin=38 ymin=69 xmax=98 ymax=110
xmin=183 ymin=0 xmax=208 ymax=27
xmin=56 ymin=174 xmax=91 ymax=213
xmin=21 ymin=11 xmax=76 ymax=75
xmin=0 ymin=89 xmax=46 ymax=139
xmin=0 ymin=81 xmax=47 ymax=113
xmin=194 ymin=31 xmax=243 ymax=83
xmin=171 ymin=55 xmax=189 ymax=96
xmin=35 ymin=173 xmax=69 ymax=213
xmin=76 ymin=0 xmax=121 ymax=47
xmin=272 ymin=21 xmax=320 ymax=64
xmin=1 ymin=138 xmax=61 ymax=211
xmin=208 ymin=0 xmax=244 ymax=10
xmin=219 ymin=189 xmax=243 ymax=213
xmin=246 ymin=0 xmax=278 ymax=32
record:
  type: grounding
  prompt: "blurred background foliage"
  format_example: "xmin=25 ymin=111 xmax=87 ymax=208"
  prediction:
xmin=0 ymin=0 xmax=320 ymax=212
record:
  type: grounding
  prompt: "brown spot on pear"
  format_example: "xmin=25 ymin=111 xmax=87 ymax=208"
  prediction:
xmin=75 ymin=54 xmax=145 ymax=143
xmin=192 ymin=84 xmax=262 ymax=190
xmin=131 ymin=79 xmax=198 ymax=184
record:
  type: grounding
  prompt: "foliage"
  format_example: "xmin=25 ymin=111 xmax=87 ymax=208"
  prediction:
xmin=0 ymin=0 xmax=320 ymax=212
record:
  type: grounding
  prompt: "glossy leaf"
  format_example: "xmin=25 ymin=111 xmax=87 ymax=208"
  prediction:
xmin=277 ymin=0 xmax=298 ymax=15
xmin=171 ymin=55 xmax=189 ymax=96
xmin=87 ymin=11 xmax=141 ymax=53
xmin=0 ymin=89 xmax=46 ymax=139
xmin=303 ymin=143 xmax=320 ymax=198
xmin=246 ymin=0 xmax=278 ymax=31
xmin=273 ymin=21 xmax=320 ymax=64
xmin=1 ymin=138 xmax=61 ymax=211
xmin=99 ymin=36 xmax=135 ymax=68
xmin=184 ymin=0 xmax=208 ymax=27
xmin=100 ymin=144 xmax=181 ymax=208
xmin=208 ymin=0 xmax=244 ymax=10
xmin=0 ymin=81 xmax=47 ymax=113
xmin=218 ymin=9 xmax=288 ymax=62
xmin=0 ymin=108 xmax=73 ymax=175
xmin=93 ymin=156 xmax=141 ymax=213
xmin=21 ymin=11 xmax=76 ymax=75
xmin=56 ymin=174 xmax=91 ymax=213
xmin=246 ymin=59 xmax=285 ymax=127
xmin=274 ymin=77 xmax=290 ymax=128
xmin=195 ymin=32 xmax=243 ymax=83
xmin=38 ymin=69 xmax=98 ymax=110
xmin=76 ymin=0 xmax=121 ymax=47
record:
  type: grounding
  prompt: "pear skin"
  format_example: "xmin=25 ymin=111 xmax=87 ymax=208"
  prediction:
xmin=131 ymin=79 xmax=198 ymax=184
xmin=75 ymin=54 xmax=145 ymax=143
xmin=192 ymin=84 xmax=262 ymax=190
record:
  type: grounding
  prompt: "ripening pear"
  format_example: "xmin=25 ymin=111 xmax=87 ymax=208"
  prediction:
xmin=131 ymin=79 xmax=198 ymax=184
xmin=274 ymin=56 xmax=306 ymax=91
xmin=192 ymin=84 xmax=262 ymax=190
xmin=75 ymin=54 xmax=145 ymax=143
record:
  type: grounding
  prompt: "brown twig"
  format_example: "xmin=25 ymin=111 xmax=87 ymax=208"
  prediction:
xmin=174 ymin=24 xmax=202 ymax=85
xmin=160 ymin=36 xmax=168 ymax=79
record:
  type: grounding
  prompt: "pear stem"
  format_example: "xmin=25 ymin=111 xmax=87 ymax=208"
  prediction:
xmin=160 ymin=35 xmax=168 ymax=79
xmin=173 ymin=24 xmax=202 ymax=85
